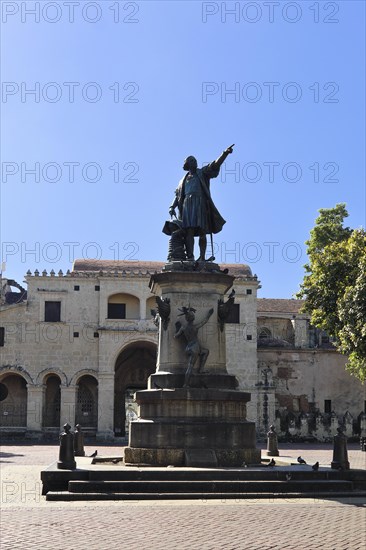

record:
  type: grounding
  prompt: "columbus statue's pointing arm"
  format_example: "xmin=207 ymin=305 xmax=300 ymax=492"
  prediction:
xmin=212 ymin=144 xmax=235 ymax=170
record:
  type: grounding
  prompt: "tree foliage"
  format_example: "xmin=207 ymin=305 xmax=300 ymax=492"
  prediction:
xmin=297 ymin=204 xmax=366 ymax=382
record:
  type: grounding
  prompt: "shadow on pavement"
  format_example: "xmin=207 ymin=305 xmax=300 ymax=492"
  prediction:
xmin=0 ymin=451 xmax=25 ymax=463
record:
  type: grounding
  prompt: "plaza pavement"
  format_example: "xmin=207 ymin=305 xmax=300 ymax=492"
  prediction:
xmin=0 ymin=442 xmax=365 ymax=550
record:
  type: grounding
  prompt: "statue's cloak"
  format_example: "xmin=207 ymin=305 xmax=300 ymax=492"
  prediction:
xmin=175 ymin=161 xmax=226 ymax=235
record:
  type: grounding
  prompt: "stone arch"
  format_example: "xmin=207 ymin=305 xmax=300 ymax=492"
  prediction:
xmin=0 ymin=365 xmax=33 ymax=385
xmin=0 ymin=372 xmax=27 ymax=427
xmin=114 ymin=340 xmax=157 ymax=436
xmin=75 ymin=375 xmax=98 ymax=429
xmin=107 ymin=292 xmax=140 ymax=320
xmin=109 ymin=335 xmax=158 ymax=372
xmin=36 ymin=367 xmax=68 ymax=386
xmin=70 ymin=369 xmax=98 ymax=387
xmin=42 ymin=374 xmax=61 ymax=428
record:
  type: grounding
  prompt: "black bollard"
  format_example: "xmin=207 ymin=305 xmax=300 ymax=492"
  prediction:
xmin=74 ymin=424 xmax=85 ymax=457
xmin=331 ymin=426 xmax=350 ymax=470
xmin=266 ymin=424 xmax=279 ymax=457
xmin=57 ymin=423 xmax=76 ymax=470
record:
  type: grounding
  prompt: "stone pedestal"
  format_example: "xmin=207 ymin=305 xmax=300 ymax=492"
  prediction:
xmin=125 ymin=266 xmax=260 ymax=467
xmin=153 ymin=269 xmax=233 ymax=375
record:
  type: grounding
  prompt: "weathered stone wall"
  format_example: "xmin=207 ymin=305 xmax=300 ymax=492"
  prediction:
xmin=257 ymin=348 xmax=366 ymax=440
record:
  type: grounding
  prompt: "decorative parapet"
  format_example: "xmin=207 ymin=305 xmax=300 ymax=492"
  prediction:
xmin=25 ymin=268 xmax=161 ymax=279
xmin=273 ymin=409 xmax=362 ymax=442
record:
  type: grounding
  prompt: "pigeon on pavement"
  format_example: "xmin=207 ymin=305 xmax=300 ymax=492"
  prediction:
xmin=297 ymin=456 xmax=307 ymax=464
xmin=89 ymin=450 xmax=98 ymax=458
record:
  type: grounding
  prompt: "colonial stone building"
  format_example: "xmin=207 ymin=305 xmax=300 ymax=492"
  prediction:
xmin=0 ymin=260 xmax=365 ymax=441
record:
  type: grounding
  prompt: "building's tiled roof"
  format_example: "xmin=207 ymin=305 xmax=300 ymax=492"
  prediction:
xmin=257 ymin=298 xmax=305 ymax=314
xmin=72 ymin=260 xmax=253 ymax=278
xmin=73 ymin=260 xmax=164 ymax=275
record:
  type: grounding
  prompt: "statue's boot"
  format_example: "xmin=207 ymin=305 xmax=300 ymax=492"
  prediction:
xmin=198 ymin=234 xmax=207 ymax=262
xmin=185 ymin=230 xmax=195 ymax=261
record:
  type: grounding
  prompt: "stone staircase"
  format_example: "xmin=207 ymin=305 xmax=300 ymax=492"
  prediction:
xmin=43 ymin=465 xmax=366 ymax=501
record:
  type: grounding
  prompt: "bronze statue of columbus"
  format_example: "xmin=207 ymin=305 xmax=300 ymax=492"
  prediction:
xmin=168 ymin=144 xmax=235 ymax=261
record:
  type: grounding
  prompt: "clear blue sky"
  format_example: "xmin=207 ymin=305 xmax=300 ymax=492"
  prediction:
xmin=1 ymin=0 xmax=365 ymax=297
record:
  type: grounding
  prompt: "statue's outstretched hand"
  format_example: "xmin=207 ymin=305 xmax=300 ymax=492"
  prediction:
xmin=225 ymin=144 xmax=235 ymax=154
xmin=169 ymin=207 xmax=176 ymax=218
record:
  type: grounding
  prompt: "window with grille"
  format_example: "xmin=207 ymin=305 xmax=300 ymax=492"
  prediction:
xmin=78 ymin=385 xmax=94 ymax=414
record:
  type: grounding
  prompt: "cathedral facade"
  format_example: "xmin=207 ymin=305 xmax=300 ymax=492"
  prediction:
xmin=0 ymin=260 xmax=364 ymax=441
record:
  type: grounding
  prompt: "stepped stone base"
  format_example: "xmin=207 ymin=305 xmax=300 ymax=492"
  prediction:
xmin=124 ymin=447 xmax=261 ymax=467
xmin=126 ymin=383 xmax=259 ymax=467
xmin=41 ymin=458 xmax=366 ymax=500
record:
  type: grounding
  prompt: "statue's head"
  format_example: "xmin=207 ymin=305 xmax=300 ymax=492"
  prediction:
xmin=185 ymin=310 xmax=195 ymax=322
xmin=183 ymin=156 xmax=198 ymax=172
xmin=178 ymin=305 xmax=196 ymax=322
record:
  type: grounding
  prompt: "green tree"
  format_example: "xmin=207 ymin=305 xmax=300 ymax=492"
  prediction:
xmin=297 ymin=204 xmax=366 ymax=382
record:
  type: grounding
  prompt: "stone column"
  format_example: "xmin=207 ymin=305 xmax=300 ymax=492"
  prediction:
xmin=139 ymin=296 xmax=147 ymax=320
xmin=60 ymin=385 xmax=77 ymax=429
xmin=26 ymin=384 xmax=44 ymax=435
xmin=96 ymin=373 xmax=115 ymax=440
